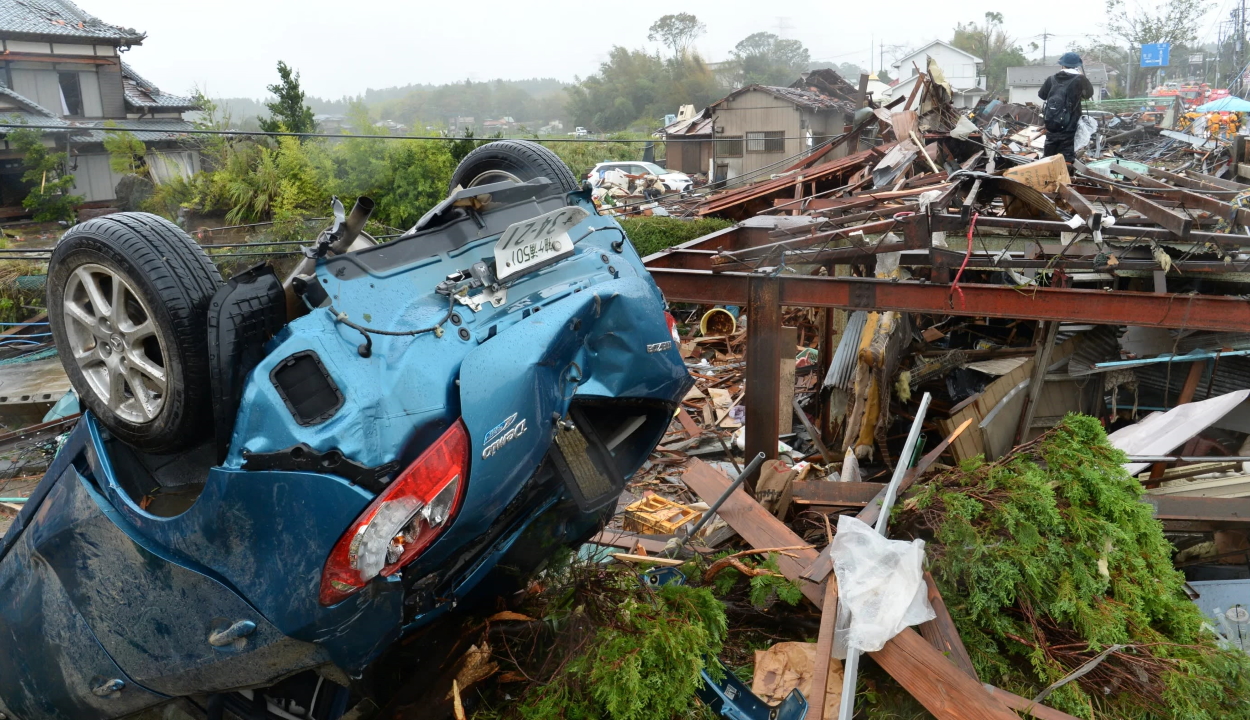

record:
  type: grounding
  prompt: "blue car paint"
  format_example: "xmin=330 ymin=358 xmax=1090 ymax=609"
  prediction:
xmin=0 ymin=190 xmax=693 ymax=717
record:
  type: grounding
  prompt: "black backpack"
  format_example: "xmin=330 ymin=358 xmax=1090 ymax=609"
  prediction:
xmin=1043 ymin=76 xmax=1080 ymax=132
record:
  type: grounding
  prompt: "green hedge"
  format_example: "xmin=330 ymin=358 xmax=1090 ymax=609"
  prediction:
xmin=617 ymin=216 xmax=733 ymax=258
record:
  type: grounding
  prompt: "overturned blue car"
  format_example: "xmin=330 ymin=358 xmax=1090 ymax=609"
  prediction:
xmin=0 ymin=141 xmax=691 ymax=719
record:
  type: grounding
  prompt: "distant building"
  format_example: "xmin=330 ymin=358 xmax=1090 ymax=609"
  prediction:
xmin=448 ymin=116 xmax=475 ymax=133
xmin=0 ymin=0 xmax=201 ymax=216
xmin=658 ymin=105 xmax=712 ymax=176
xmin=701 ymin=69 xmax=858 ymax=182
xmin=888 ymin=40 xmax=986 ymax=109
xmin=1005 ymin=64 xmax=1110 ymax=105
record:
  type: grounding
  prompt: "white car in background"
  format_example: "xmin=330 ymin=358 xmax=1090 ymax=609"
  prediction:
xmin=588 ymin=161 xmax=694 ymax=193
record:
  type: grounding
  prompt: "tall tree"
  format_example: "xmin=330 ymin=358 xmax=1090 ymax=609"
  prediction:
xmin=731 ymin=32 xmax=811 ymax=87
xmin=951 ymin=13 xmax=1027 ymax=95
xmin=648 ymin=14 xmax=706 ymax=59
xmin=566 ymin=48 xmax=722 ymax=131
xmin=1106 ymin=0 xmax=1208 ymax=47
xmin=259 ymin=61 xmax=316 ymax=135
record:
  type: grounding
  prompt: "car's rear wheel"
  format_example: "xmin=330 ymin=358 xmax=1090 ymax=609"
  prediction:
xmin=48 ymin=213 xmax=222 ymax=454
xmin=449 ymin=140 xmax=580 ymax=193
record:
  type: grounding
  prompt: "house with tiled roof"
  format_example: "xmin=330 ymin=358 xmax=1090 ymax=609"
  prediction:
xmin=0 ymin=0 xmax=201 ymax=215
xmin=701 ymin=71 xmax=858 ymax=182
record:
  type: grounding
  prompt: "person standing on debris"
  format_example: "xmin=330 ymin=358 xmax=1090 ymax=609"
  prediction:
xmin=1038 ymin=52 xmax=1094 ymax=164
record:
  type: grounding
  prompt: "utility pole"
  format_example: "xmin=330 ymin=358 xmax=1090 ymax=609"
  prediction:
xmin=1041 ymin=29 xmax=1050 ymax=63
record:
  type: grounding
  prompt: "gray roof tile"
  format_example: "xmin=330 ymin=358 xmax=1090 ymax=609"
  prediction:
xmin=121 ymin=61 xmax=197 ymax=110
xmin=0 ymin=0 xmax=144 ymax=43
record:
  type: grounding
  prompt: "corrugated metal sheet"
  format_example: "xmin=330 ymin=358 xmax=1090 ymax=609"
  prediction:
xmin=1135 ymin=356 xmax=1250 ymax=402
xmin=1068 ymin=325 xmax=1121 ymax=376
xmin=1178 ymin=332 xmax=1250 ymax=354
xmin=823 ymin=310 xmax=867 ymax=390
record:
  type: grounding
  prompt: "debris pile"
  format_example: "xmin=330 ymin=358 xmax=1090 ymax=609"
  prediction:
xmin=455 ymin=58 xmax=1250 ymax=720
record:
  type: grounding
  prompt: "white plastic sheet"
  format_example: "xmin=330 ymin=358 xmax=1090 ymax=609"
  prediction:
xmin=830 ymin=515 xmax=935 ymax=657
xmin=1075 ymin=115 xmax=1099 ymax=152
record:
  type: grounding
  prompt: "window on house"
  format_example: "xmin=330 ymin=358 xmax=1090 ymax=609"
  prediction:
xmin=715 ymin=135 xmax=743 ymax=158
xmin=746 ymin=131 xmax=785 ymax=153
xmin=58 ymin=72 xmax=82 ymax=116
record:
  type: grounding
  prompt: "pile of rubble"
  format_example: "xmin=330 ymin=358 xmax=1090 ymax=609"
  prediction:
xmin=561 ymin=61 xmax=1250 ymax=720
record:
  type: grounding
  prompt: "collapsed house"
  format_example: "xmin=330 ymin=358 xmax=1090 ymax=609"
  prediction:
xmin=596 ymin=58 xmax=1250 ymax=719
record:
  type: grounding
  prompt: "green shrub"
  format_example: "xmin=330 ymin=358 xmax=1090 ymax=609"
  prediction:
xmin=617 ymin=216 xmax=733 ymax=257
xmin=893 ymin=415 xmax=1250 ymax=719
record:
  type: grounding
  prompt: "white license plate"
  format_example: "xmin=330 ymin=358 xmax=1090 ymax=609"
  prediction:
xmin=494 ymin=206 xmax=589 ymax=281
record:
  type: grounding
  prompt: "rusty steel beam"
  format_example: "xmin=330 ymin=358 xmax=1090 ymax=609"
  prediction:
xmin=648 ymin=269 xmax=1250 ymax=332
xmin=744 ymin=276 xmax=782 ymax=471
xmin=1106 ymin=184 xmax=1192 ymax=238
xmin=1057 ymin=184 xmax=1103 ymax=229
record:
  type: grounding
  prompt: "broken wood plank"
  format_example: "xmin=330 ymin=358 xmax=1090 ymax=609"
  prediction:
xmin=807 ymin=577 xmax=841 ymax=720
xmin=681 ymin=459 xmax=824 ymax=605
xmin=983 ymin=685 xmax=1083 ymax=720
xmin=676 ymin=408 xmax=703 ymax=438
xmin=917 ymin=571 xmax=978 ymax=681
xmin=1144 ymin=494 xmax=1250 ymax=525
xmin=791 ymin=481 xmax=888 ymax=507
xmin=591 ymin=529 xmax=673 ymax=555
xmin=610 ymin=553 xmax=685 ymax=567
xmin=867 ymin=628 xmax=1020 ymax=720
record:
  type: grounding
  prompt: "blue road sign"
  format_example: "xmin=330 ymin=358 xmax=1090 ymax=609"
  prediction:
xmin=1141 ymin=43 xmax=1171 ymax=67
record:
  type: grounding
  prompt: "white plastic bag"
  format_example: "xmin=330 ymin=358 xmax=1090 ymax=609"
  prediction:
xmin=1075 ymin=115 xmax=1099 ymax=152
xmin=830 ymin=515 xmax=935 ymax=656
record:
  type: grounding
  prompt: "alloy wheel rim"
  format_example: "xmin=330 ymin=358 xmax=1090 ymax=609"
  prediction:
xmin=62 ymin=263 xmax=168 ymax=423
xmin=469 ymin=169 xmax=524 ymax=186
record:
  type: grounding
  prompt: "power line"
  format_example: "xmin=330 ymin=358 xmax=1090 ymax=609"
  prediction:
xmin=0 ymin=123 xmax=838 ymax=144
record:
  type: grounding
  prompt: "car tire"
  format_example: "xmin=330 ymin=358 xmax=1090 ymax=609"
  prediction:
xmin=47 ymin=212 xmax=223 ymax=454
xmin=449 ymin=140 xmax=580 ymax=193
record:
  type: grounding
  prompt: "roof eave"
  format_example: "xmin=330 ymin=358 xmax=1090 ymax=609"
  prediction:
xmin=0 ymin=29 xmax=144 ymax=46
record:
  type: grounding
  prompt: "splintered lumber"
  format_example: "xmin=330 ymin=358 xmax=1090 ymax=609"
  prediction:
xmin=681 ymin=459 xmax=823 ymax=605
xmin=867 ymin=626 xmax=1021 ymax=720
xmin=917 ymin=572 xmax=978 ymax=681
xmin=681 ymin=460 xmax=1022 ymax=720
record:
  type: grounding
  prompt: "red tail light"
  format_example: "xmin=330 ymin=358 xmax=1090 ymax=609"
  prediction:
xmin=320 ymin=420 xmax=470 ymax=606
xmin=665 ymin=311 xmax=681 ymax=345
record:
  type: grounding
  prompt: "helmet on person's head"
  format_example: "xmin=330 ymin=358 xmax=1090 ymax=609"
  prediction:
xmin=1058 ymin=52 xmax=1082 ymax=68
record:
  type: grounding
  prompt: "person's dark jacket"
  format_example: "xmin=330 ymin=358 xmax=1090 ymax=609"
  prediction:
xmin=1035 ymin=73 xmax=1095 ymax=135
xmin=1038 ymin=72 xmax=1094 ymax=134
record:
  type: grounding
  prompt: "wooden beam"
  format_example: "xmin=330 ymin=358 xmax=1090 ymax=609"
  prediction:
xmin=807 ymin=578 xmax=841 ymax=720
xmin=681 ymin=459 xmax=823 ymax=605
xmin=917 ymin=572 xmax=978 ymax=681
xmin=791 ymin=480 xmax=888 ymax=507
xmin=866 ymin=627 xmax=1021 ymax=720
xmin=0 ymin=51 xmax=117 ymax=65
xmin=1175 ymin=190 xmax=1250 ymax=228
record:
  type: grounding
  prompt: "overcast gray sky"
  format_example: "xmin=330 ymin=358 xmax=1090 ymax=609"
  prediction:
xmin=87 ymin=0 xmax=1160 ymax=99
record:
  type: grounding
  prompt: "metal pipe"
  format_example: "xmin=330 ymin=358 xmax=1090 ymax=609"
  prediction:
xmin=665 ymin=452 xmax=766 ymax=557
xmin=328 ymin=197 xmax=375 ymax=255
xmin=839 ymin=393 xmax=932 ymax=720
